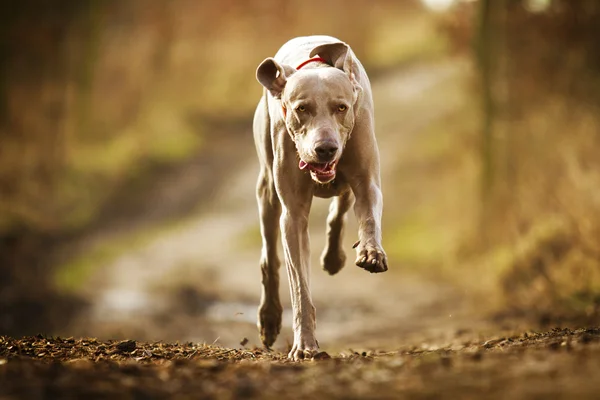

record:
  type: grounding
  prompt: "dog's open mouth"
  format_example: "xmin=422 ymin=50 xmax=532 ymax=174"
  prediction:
xmin=299 ymin=160 xmax=337 ymax=183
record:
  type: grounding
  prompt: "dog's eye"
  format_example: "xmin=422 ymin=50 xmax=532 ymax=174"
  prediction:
xmin=337 ymin=104 xmax=347 ymax=112
xmin=296 ymin=105 xmax=306 ymax=112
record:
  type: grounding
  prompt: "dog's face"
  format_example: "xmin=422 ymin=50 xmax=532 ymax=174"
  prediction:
xmin=256 ymin=42 xmax=362 ymax=184
xmin=282 ymin=69 xmax=357 ymax=183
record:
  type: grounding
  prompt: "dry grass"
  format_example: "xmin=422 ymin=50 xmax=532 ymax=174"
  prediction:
xmin=466 ymin=99 xmax=600 ymax=317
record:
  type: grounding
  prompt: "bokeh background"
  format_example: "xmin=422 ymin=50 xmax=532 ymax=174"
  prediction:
xmin=1 ymin=0 xmax=599 ymax=348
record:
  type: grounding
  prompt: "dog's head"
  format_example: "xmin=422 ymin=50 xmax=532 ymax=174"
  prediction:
xmin=256 ymin=42 xmax=362 ymax=184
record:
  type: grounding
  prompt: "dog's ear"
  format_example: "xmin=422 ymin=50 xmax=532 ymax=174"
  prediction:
xmin=310 ymin=42 xmax=363 ymax=105
xmin=309 ymin=42 xmax=358 ymax=78
xmin=256 ymin=58 xmax=295 ymax=99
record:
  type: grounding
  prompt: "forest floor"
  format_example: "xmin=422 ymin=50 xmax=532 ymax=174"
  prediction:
xmin=2 ymin=327 xmax=600 ymax=399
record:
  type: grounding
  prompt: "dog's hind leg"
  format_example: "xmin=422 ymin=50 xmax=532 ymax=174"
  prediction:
xmin=321 ymin=190 xmax=355 ymax=275
xmin=256 ymin=171 xmax=283 ymax=348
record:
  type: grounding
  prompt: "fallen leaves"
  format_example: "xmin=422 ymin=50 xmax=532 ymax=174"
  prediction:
xmin=0 ymin=327 xmax=599 ymax=399
xmin=0 ymin=335 xmax=279 ymax=364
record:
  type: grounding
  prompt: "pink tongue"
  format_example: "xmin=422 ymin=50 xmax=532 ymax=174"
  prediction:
xmin=311 ymin=163 xmax=328 ymax=172
xmin=299 ymin=160 xmax=331 ymax=172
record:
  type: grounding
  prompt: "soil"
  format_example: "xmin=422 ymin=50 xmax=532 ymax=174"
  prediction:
xmin=2 ymin=327 xmax=600 ymax=399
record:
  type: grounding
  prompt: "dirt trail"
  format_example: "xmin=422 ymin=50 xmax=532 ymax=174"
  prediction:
xmin=72 ymin=58 xmax=479 ymax=352
xmin=3 ymin=328 xmax=600 ymax=399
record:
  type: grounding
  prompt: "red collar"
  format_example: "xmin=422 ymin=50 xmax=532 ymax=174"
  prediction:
xmin=282 ymin=57 xmax=327 ymax=117
xmin=295 ymin=57 xmax=327 ymax=70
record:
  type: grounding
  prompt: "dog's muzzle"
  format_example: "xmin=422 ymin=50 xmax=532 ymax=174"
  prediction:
xmin=299 ymin=159 xmax=338 ymax=184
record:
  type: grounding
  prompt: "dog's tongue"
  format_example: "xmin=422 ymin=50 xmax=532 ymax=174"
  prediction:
xmin=299 ymin=160 xmax=330 ymax=172
xmin=310 ymin=163 xmax=328 ymax=172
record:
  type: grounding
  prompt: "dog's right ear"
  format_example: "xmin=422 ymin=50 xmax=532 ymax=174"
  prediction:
xmin=256 ymin=58 xmax=295 ymax=99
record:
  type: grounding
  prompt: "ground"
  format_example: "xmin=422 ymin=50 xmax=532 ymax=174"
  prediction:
xmin=3 ymin=57 xmax=599 ymax=398
xmin=2 ymin=328 xmax=600 ymax=399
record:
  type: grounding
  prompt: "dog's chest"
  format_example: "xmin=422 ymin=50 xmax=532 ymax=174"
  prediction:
xmin=312 ymin=176 xmax=349 ymax=199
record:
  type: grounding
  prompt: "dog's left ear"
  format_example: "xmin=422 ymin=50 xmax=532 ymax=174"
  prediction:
xmin=256 ymin=58 xmax=296 ymax=99
xmin=310 ymin=42 xmax=362 ymax=103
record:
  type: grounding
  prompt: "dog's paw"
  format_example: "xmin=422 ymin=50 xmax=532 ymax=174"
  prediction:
xmin=355 ymin=243 xmax=388 ymax=273
xmin=258 ymin=302 xmax=283 ymax=348
xmin=288 ymin=338 xmax=319 ymax=361
xmin=321 ymin=247 xmax=346 ymax=275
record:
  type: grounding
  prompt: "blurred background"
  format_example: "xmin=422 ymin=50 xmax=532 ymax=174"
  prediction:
xmin=1 ymin=0 xmax=599 ymax=349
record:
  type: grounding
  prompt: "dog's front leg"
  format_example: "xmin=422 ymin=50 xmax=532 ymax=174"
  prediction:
xmin=274 ymin=160 xmax=317 ymax=360
xmin=280 ymin=205 xmax=318 ymax=360
xmin=351 ymin=178 xmax=388 ymax=273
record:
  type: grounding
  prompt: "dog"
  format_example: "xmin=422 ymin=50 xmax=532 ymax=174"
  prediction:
xmin=253 ymin=35 xmax=387 ymax=360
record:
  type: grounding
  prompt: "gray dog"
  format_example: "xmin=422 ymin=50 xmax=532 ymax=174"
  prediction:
xmin=253 ymin=35 xmax=387 ymax=360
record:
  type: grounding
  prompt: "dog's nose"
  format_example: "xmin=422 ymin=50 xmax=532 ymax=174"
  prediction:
xmin=314 ymin=143 xmax=338 ymax=161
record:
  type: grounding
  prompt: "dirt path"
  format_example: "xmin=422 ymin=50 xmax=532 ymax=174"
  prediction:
xmin=3 ymin=328 xmax=600 ymax=399
xmin=66 ymin=58 xmax=480 ymax=353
